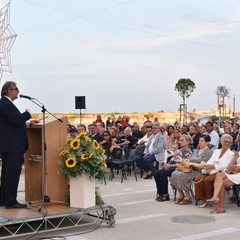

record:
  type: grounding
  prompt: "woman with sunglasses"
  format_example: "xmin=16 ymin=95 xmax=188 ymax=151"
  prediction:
xmin=99 ymin=131 xmax=120 ymax=159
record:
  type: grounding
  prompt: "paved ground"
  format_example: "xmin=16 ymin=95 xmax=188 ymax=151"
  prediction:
xmin=14 ymin=169 xmax=240 ymax=240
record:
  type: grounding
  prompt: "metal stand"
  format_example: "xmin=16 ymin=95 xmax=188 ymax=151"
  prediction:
xmin=79 ymin=108 xmax=83 ymax=124
xmin=28 ymin=98 xmax=64 ymax=211
xmin=0 ymin=204 xmax=116 ymax=239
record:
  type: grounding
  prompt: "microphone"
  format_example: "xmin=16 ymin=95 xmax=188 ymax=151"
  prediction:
xmin=19 ymin=94 xmax=33 ymax=100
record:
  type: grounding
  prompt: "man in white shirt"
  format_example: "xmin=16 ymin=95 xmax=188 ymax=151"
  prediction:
xmin=137 ymin=125 xmax=153 ymax=147
xmin=206 ymin=121 xmax=220 ymax=152
xmin=135 ymin=123 xmax=165 ymax=179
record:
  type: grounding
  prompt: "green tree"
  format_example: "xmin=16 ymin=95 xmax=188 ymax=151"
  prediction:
xmin=216 ymin=86 xmax=230 ymax=117
xmin=175 ymin=78 xmax=196 ymax=123
xmin=174 ymin=78 xmax=196 ymax=106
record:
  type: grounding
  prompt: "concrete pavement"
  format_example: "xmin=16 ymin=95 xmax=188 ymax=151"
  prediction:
xmin=16 ymin=169 xmax=240 ymax=240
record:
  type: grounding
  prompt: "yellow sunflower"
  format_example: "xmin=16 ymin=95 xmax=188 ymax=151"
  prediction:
xmin=59 ymin=150 xmax=67 ymax=157
xmin=81 ymin=154 xmax=88 ymax=160
xmin=66 ymin=139 xmax=71 ymax=144
xmin=78 ymin=132 xmax=87 ymax=138
xmin=100 ymin=157 xmax=107 ymax=168
xmin=93 ymin=140 xmax=100 ymax=149
xmin=70 ymin=139 xmax=80 ymax=150
xmin=99 ymin=147 xmax=105 ymax=154
xmin=65 ymin=157 xmax=77 ymax=168
xmin=88 ymin=153 xmax=93 ymax=159
xmin=84 ymin=135 xmax=89 ymax=141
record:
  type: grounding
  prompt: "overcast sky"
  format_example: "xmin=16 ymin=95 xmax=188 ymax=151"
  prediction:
xmin=1 ymin=0 xmax=240 ymax=114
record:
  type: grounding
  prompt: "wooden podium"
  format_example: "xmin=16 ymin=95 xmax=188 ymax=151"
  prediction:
xmin=25 ymin=116 xmax=68 ymax=202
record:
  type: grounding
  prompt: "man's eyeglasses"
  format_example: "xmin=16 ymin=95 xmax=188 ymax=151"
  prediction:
xmin=10 ymin=87 xmax=19 ymax=91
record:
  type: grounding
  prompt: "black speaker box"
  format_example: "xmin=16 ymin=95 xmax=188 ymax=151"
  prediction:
xmin=75 ymin=96 xmax=86 ymax=109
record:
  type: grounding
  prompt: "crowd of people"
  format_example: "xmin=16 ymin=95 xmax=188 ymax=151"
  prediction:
xmin=67 ymin=114 xmax=240 ymax=214
xmin=1 ymin=80 xmax=239 ymax=216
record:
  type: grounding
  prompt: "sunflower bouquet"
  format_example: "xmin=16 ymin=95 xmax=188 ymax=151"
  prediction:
xmin=59 ymin=132 xmax=107 ymax=179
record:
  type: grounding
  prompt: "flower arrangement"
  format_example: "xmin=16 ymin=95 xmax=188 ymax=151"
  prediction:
xmin=59 ymin=132 xmax=107 ymax=179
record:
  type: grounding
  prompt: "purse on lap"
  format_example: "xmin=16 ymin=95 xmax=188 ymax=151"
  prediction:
xmin=176 ymin=162 xmax=193 ymax=173
xmin=201 ymin=168 xmax=218 ymax=175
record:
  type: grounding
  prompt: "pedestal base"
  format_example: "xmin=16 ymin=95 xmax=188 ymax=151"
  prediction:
xmin=70 ymin=174 xmax=95 ymax=208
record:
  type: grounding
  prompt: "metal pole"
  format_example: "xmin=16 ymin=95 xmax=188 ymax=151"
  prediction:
xmin=80 ymin=109 xmax=82 ymax=124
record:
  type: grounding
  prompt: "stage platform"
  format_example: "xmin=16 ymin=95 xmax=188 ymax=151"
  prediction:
xmin=0 ymin=202 xmax=116 ymax=239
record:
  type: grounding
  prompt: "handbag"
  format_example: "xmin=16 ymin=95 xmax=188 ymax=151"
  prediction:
xmin=176 ymin=162 xmax=193 ymax=173
xmin=201 ymin=168 xmax=218 ymax=175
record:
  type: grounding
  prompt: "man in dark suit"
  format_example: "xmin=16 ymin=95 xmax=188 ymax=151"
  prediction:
xmin=88 ymin=124 xmax=103 ymax=143
xmin=0 ymin=81 xmax=38 ymax=209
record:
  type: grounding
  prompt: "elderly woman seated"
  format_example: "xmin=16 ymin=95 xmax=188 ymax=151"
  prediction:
xmin=194 ymin=134 xmax=235 ymax=207
xmin=170 ymin=135 xmax=212 ymax=205
xmin=154 ymin=134 xmax=192 ymax=202
xmin=206 ymin=151 xmax=240 ymax=214
xmin=117 ymin=127 xmax=134 ymax=149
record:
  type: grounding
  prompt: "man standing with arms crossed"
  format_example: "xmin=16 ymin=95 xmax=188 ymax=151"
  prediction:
xmin=0 ymin=81 xmax=38 ymax=209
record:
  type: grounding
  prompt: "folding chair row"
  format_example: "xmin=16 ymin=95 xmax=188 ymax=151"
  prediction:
xmin=108 ymin=148 xmax=138 ymax=183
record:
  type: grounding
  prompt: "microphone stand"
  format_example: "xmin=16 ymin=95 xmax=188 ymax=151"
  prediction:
xmin=28 ymin=97 xmax=63 ymax=211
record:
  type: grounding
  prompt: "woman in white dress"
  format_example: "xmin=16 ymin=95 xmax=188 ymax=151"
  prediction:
xmin=207 ymin=151 xmax=240 ymax=214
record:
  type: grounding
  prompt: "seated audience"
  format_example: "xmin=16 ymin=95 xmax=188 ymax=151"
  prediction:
xmin=143 ymin=116 xmax=152 ymax=125
xmin=160 ymin=125 xmax=168 ymax=138
xmin=109 ymin=127 xmax=119 ymax=143
xmin=194 ymin=134 xmax=235 ymax=207
xmin=93 ymin=114 xmax=105 ymax=128
xmin=132 ymin=124 xmax=144 ymax=146
xmin=97 ymin=126 xmax=105 ymax=136
xmin=181 ymin=125 xmax=189 ymax=135
xmin=207 ymin=151 xmax=240 ymax=214
xmin=135 ymin=125 xmax=153 ymax=157
xmin=200 ymin=125 xmax=207 ymax=135
xmin=190 ymin=125 xmax=201 ymax=149
xmin=174 ymin=121 xmax=180 ymax=130
xmin=137 ymin=125 xmax=153 ymax=147
xmin=219 ymin=121 xmax=225 ymax=135
xmin=67 ymin=123 xmax=74 ymax=138
xmin=223 ymin=125 xmax=232 ymax=135
xmin=69 ymin=128 xmax=78 ymax=139
xmin=99 ymin=130 xmax=120 ymax=162
xmin=77 ymin=124 xmax=86 ymax=133
xmin=115 ymin=116 xmax=122 ymax=129
xmin=140 ymin=125 xmax=147 ymax=136
xmin=166 ymin=125 xmax=175 ymax=143
xmin=120 ymin=115 xmax=129 ymax=130
xmin=154 ymin=134 xmax=192 ymax=202
xmin=117 ymin=127 xmax=133 ymax=149
xmin=88 ymin=124 xmax=103 ymax=143
xmin=205 ymin=121 xmax=220 ymax=152
xmin=164 ymin=128 xmax=180 ymax=163
xmin=170 ymin=135 xmax=212 ymax=205
xmin=127 ymin=116 xmax=133 ymax=127
xmin=106 ymin=116 xmax=112 ymax=129
xmin=136 ymin=123 xmax=165 ymax=179
xmin=231 ymin=123 xmax=239 ymax=150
